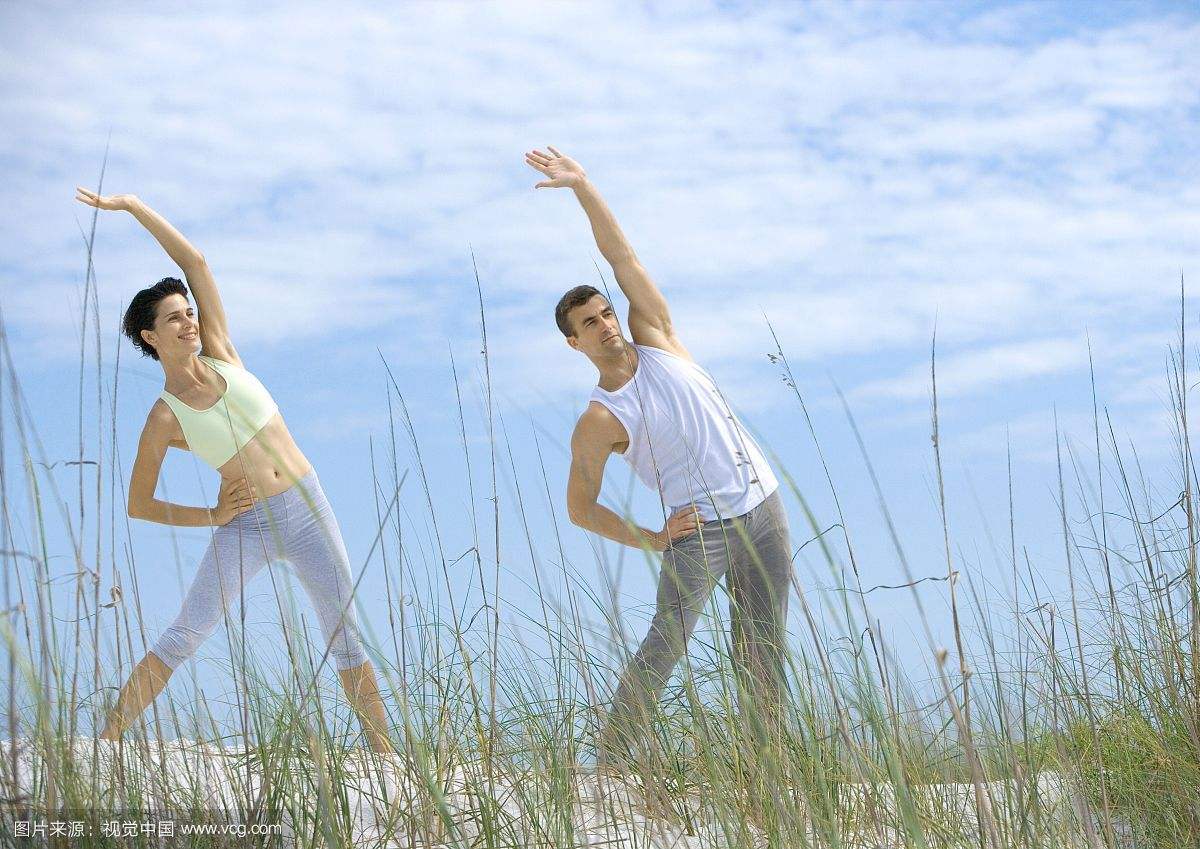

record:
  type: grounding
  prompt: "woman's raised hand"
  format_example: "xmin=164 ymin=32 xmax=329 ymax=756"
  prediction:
xmin=75 ymin=187 xmax=137 ymax=212
xmin=524 ymin=146 xmax=587 ymax=189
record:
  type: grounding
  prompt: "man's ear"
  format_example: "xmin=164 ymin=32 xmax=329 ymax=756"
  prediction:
xmin=566 ymin=335 xmax=581 ymax=352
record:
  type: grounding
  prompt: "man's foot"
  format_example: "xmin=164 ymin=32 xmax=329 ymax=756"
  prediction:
xmin=366 ymin=736 xmax=398 ymax=756
xmin=576 ymin=758 xmax=640 ymax=808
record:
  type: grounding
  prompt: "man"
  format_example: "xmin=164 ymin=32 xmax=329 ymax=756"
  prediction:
xmin=524 ymin=146 xmax=794 ymax=765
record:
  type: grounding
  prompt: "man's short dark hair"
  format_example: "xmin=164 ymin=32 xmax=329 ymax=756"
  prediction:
xmin=123 ymin=277 xmax=190 ymax=360
xmin=555 ymin=285 xmax=604 ymax=337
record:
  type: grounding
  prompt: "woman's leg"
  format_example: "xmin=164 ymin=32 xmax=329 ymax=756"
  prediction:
xmin=284 ymin=475 xmax=392 ymax=753
xmin=337 ymin=660 xmax=393 ymax=754
xmin=101 ymin=510 xmax=273 ymax=739
xmin=98 ymin=652 xmax=172 ymax=739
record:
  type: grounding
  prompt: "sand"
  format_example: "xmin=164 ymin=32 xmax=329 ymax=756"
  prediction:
xmin=0 ymin=736 xmax=1092 ymax=847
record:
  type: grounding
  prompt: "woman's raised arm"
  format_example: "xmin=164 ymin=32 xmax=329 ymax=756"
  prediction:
xmin=75 ymin=188 xmax=240 ymax=366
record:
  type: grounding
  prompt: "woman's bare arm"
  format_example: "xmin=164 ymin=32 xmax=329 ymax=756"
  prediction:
xmin=127 ymin=402 xmax=253 ymax=526
xmin=74 ymin=188 xmax=241 ymax=366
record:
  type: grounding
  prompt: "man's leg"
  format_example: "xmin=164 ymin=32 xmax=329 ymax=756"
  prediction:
xmin=599 ymin=530 xmax=727 ymax=767
xmin=726 ymin=491 xmax=793 ymax=743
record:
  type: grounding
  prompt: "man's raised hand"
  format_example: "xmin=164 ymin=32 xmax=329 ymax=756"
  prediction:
xmin=525 ymin=146 xmax=587 ymax=189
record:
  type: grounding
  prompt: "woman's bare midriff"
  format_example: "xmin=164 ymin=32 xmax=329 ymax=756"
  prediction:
xmin=214 ymin=413 xmax=312 ymax=498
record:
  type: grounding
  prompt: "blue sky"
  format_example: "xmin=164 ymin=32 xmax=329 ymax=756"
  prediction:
xmin=2 ymin=1 xmax=1198 ymax=728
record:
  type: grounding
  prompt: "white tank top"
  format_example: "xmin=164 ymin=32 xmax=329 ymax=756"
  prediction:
xmin=590 ymin=344 xmax=778 ymax=522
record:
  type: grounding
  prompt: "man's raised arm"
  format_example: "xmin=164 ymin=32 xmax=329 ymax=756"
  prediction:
xmin=525 ymin=147 xmax=688 ymax=358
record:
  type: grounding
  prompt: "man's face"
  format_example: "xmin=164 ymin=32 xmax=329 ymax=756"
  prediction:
xmin=566 ymin=294 xmax=625 ymax=357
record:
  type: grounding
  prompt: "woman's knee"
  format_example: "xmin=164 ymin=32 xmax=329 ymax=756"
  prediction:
xmin=329 ymin=633 xmax=368 ymax=671
xmin=320 ymin=612 xmax=368 ymax=671
xmin=149 ymin=625 xmax=204 ymax=670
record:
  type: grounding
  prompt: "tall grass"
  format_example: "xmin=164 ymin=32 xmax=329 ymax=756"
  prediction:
xmin=0 ymin=243 xmax=1197 ymax=847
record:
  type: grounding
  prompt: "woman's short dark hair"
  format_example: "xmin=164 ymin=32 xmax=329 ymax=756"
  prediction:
xmin=123 ymin=277 xmax=190 ymax=360
xmin=555 ymin=284 xmax=603 ymax=337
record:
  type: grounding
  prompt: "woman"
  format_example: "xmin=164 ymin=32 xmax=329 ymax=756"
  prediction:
xmin=76 ymin=187 xmax=392 ymax=753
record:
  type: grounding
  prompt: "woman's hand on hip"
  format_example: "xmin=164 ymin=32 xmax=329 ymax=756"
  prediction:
xmin=213 ymin=477 xmax=257 ymax=526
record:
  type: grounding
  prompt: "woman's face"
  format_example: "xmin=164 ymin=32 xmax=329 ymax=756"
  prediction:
xmin=143 ymin=293 xmax=200 ymax=361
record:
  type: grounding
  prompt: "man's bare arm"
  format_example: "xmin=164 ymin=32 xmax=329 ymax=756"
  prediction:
xmin=566 ymin=403 xmax=700 ymax=549
xmin=525 ymin=147 xmax=690 ymax=359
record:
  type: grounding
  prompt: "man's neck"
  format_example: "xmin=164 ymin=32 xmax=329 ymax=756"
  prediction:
xmin=593 ymin=341 xmax=639 ymax=392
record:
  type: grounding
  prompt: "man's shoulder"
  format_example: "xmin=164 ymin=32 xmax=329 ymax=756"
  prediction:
xmin=634 ymin=343 xmax=710 ymax=383
xmin=578 ymin=399 xmax=619 ymax=426
xmin=630 ymin=335 xmax=693 ymax=362
xmin=574 ymin=400 xmax=625 ymax=442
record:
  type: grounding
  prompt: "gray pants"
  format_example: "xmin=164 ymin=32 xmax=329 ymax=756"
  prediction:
xmin=602 ymin=489 xmax=793 ymax=757
xmin=151 ymin=469 xmax=368 ymax=672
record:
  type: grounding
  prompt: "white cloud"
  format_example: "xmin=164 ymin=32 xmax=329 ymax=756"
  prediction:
xmin=852 ymin=336 xmax=1091 ymax=401
xmin=0 ymin=0 xmax=1196 ymax=427
xmin=847 ymin=325 xmax=1186 ymax=410
xmin=948 ymin=403 xmax=1178 ymax=466
xmin=3 ymin=0 xmax=1198 ymax=712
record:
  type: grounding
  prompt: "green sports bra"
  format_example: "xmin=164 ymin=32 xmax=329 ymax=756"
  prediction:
xmin=159 ymin=355 xmax=280 ymax=470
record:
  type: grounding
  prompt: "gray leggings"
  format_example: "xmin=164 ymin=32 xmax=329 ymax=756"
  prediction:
xmin=151 ymin=469 xmax=368 ymax=672
xmin=603 ymin=489 xmax=793 ymax=752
